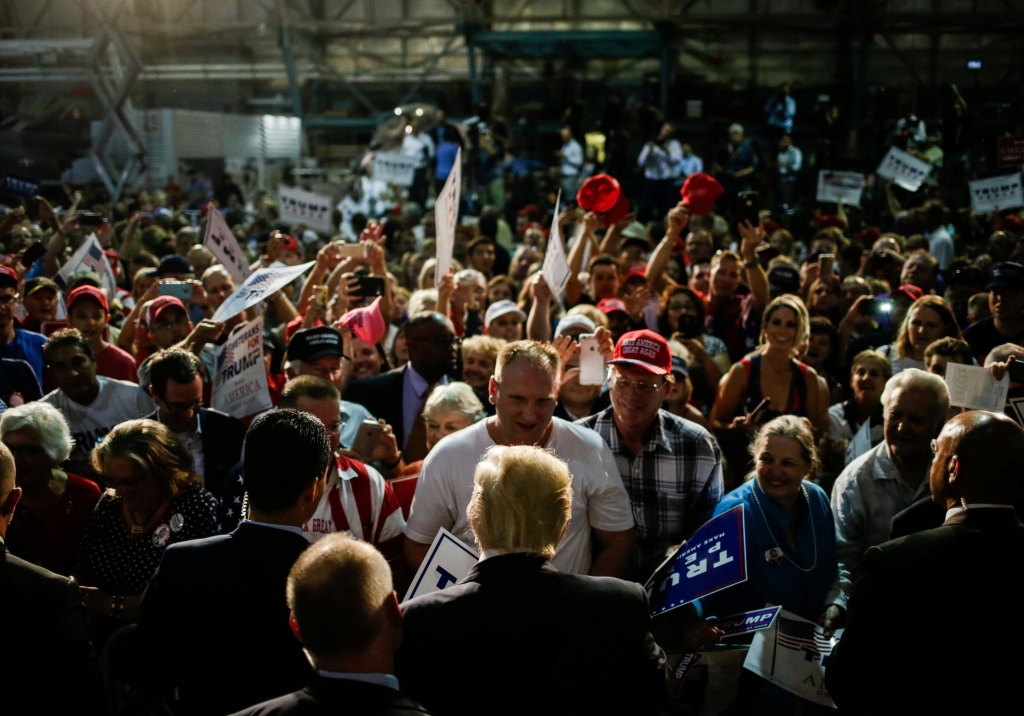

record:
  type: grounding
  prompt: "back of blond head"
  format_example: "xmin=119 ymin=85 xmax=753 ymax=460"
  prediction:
xmin=286 ymin=534 xmax=393 ymax=661
xmin=468 ymin=445 xmax=572 ymax=558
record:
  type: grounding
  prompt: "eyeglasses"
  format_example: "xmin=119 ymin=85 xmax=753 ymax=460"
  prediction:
xmin=0 ymin=294 xmax=19 ymax=306
xmin=930 ymin=439 xmax=938 ymax=454
xmin=609 ymin=374 xmax=668 ymax=394
xmin=162 ymin=399 xmax=203 ymax=414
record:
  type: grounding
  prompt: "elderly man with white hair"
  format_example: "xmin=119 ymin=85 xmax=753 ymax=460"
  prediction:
xmin=0 ymin=401 xmax=101 ymax=575
xmin=823 ymin=368 xmax=950 ymax=632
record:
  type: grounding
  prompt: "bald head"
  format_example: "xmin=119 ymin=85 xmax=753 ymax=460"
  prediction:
xmin=930 ymin=411 xmax=1024 ymax=507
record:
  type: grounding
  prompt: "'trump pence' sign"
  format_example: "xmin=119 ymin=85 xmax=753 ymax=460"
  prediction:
xmin=373 ymin=151 xmax=417 ymax=187
xmin=278 ymin=185 xmax=335 ymax=235
xmin=969 ymin=173 xmax=1024 ymax=214
xmin=876 ymin=146 xmax=932 ymax=191
xmin=403 ymin=527 xmax=478 ymax=603
xmin=816 ymin=171 xmax=864 ymax=206
xmin=647 ymin=506 xmax=747 ymax=617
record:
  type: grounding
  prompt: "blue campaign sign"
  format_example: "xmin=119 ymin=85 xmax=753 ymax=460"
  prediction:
xmin=403 ymin=527 xmax=478 ymax=603
xmin=647 ymin=506 xmax=747 ymax=617
xmin=1 ymin=172 xmax=41 ymax=199
xmin=709 ymin=606 xmax=781 ymax=638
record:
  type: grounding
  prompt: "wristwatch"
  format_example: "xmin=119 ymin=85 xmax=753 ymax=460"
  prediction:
xmin=744 ymin=257 xmax=760 ymax=268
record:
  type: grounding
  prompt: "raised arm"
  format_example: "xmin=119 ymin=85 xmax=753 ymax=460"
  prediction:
xmin=647 ymin=205 xmax=689 ymax=290
xmin=738 ymin=220 xmax=770 ymax=309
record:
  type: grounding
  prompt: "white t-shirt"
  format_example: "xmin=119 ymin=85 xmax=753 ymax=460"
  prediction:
xmin=404 ymin=418 xmax=635 ymax=575
xmin=43 ymin=377 xmax=155 ymax=461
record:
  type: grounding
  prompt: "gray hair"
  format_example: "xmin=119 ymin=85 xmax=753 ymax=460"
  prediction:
xmin=984 ymin=342 xmax=1024 ymax=368
xmin=455 ymin=268 xmax=485 ymax=287
xmin=424 ymin=382 xmax=486 ymax=424
xmin=881 ymin=368 xmax=950 ymax=415
xmin=0 ymin=402 xmax=74 ymax=463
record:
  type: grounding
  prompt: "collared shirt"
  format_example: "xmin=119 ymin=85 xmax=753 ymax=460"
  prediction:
xmin=830 ymin=440 xmax=922 ymax=608
xmin=159 ymin=409 xmax=205 ymax=483
xmin=638 ymin=140 xmax=683 ymax=180
xmin=776 ymin=145 xmax=803 ymax=175
xmin=925 ymin=226 xmax=955 ymax=270
xmin=401 ymin=364 xmax=449 ymax=449
xmin=577 ymin=407 xmax=723 ymax=580
xmin=317 ymin=670 xmax=400 ymax=691
xmin=244 ymin=520 xmax=304 ymax=537
xmin=560 ymin=139 xmax=584 ymax=176
xmin=678 ymin=153 xmax=703 ymax=179
xmin=944 ymin=504 xmax=1016 ymax=521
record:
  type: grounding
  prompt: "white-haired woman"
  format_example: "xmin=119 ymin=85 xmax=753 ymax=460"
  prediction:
xmin=0 ymin=402 xmax=101 ymax=575
xmin=400 ymin=381 xmax=487 ymax=477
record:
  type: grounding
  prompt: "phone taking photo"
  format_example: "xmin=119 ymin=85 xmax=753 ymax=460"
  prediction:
xmin=818 ymin=253 xmax=835 ymax=279
xmin=349 ymin=419 xmax=384 ymax=459
xmin=578 ymin=334 xmax=605 ymax=386
xmin=355 ymin=276 xmax=385 ymax=298
xmin=158 ymin=281 xmax=192 ymax=302
xmin=737 ymin=191 xmax=760 ymax=227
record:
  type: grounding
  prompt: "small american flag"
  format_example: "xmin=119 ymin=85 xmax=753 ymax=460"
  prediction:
xmin=777 ymin=616 xmax=834 ymax=654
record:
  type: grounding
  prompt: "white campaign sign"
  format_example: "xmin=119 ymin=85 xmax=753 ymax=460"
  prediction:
xmin=876 ymin=147 xmax=931 ymax=191
xmin=212 ymin=316 xmax=272 ymax=419
xmin=373 ymin=151 xmax=417 ymax=187
xmin=58 ymin=233 xmax=117 ymax=300
xmin=434 ymin=147 xmax=462 ymax=286
xmin=944 ymin=362 xmax=1009 ymax=411
xmin=541 ymin=192 xmax=571 ymax=300
xmin=816 ymin=171 xmax=864 ymax=206
xmin=278 ymin=185 xmax=335 ymax=235
xmin=969 ymin=173 xmax=1024 ymax=214
xmin=743 ymin=608 xmax=842 ymax=708
xmin=403 ymin=527 xmax=478 ymax=603
xmin=211 ymin=261 xmax=315 ymax=323
xmin=203 ymin=206 xmax=251 ymax=284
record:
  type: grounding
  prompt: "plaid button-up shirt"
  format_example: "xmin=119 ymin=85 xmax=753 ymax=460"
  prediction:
xmin=578 ymin=407 xmax=724 ymax=581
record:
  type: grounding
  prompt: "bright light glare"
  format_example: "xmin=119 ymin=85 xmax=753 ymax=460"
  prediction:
xmin=394 ymin=107 xmax=402 ymax=115
xmin=415 ymin=108 xmax=424 ymax=117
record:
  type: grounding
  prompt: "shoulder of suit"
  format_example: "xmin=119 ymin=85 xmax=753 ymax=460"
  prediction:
xmin=1 ymin=549 xmax=77 ymax=593
xmin=348 ymin=366 xmax=405 ymax=392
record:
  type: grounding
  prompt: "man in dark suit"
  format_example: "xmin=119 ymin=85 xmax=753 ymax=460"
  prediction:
xmin=231 ymin=533 xmax=430 ymax=716
xmin=396 ymin=445 xmax=667 ymax=716
xmin=345 ymin=312 xmax=458 ymax=462
xmin=829 ymin=411 xmax=1024 ymax=713
xmin=0 ymin=442 xmax=105 ymax=715
xmin=138 ymin=410 xmax=332 ymax=715
xmin=146 ymin=348 xmax=246 ymax=496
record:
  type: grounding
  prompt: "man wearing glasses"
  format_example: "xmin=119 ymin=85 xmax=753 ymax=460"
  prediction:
xmin=578 ymin=330 xmax=724 ymax=583
xmin=0 ymin=264 xmax=47 ymax=385
xmin=346 ymin=311 xmax=459 ymax=463
xmin=144 ymin=348 xmax=246 ymax=497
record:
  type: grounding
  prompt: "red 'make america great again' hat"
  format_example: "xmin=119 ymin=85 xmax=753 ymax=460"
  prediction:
xmin=609 ymin=329 xmax=673 ymax=376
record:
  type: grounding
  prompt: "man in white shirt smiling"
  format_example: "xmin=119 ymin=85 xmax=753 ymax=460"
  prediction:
xmin=404 ymin=340 xmax=636 ymax=577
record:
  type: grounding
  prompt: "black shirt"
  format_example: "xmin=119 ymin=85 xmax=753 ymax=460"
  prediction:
xmin=963 ymin=316 xmax=1024 ymax=363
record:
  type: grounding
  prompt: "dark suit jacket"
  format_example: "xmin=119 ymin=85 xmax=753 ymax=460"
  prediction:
xmin=0 ymin=542 xmax=104 ymax=715
xmin=345 ymin=367 xmax=408 ymax=447
xmin=396 ymin=553 xmax=668 ymax=716
xmin=138 ymin=522 xmax=313 ymax=716
xmin=145 ymin=408 xmax=246 ymax=496
xmin=829 ymin=508 xmax=1024 ymax=714
xmin=230 ymin=676 xmax=431 ymax=716
xmin=892 ymin=493 xmax=1024 ymax=539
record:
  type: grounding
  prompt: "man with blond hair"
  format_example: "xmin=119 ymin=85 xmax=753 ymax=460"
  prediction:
xmin=398 ymin=445 xmax=666 ymax=715
xmin=404 ymin=340 xmax=636 ymax=577
xmin=233 ymin=534 xmax=430 ymax=715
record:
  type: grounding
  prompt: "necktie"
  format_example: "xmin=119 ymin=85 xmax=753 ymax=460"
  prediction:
xmin=403 ymin=382 xmax=435 ymax=463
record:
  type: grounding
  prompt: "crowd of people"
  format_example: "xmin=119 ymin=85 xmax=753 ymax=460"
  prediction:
xmin=1 ymin=89 xmax=1023 ymax=715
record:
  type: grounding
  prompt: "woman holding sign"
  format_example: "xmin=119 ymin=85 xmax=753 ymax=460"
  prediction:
xmin=698 ymin=416 xmax=838 ymax=713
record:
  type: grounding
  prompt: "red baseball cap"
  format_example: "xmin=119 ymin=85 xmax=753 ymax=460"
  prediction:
xmin=597 ymin=298 xmax=628 ymax=315
xmin=814 ymin=213 xmax=845 ymax=229
xmin=601 ymin=192 xmax=631 ymax=226
xmin=67 ymin=285 xmax=109 ymax=315
xmin=146 ymin=295 xmax=189 ymax=327
xmin=577 ymin=174 xmax=622 ymax=213
xmin=623 ymin=266 xmax=647 ymax=283
xmin=610 ymin=329 xmax=673 ymax=376
xmin=517 ymin=204 xmax=541 ymax=217
xmin=103 ymin=249 xmax=121 ymax=277
xmin=680 ymin=173 xmax=723 ymax=215
xmin=0 ymin=265 xmax=18 ymax=289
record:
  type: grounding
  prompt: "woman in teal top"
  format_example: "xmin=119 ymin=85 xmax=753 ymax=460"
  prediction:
xmin=699 ymin=415 xmax=839 ymax=713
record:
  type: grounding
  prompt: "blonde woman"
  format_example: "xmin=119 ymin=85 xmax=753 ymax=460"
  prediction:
xmin=75 ymin=419 xmax=218 ymax=625
xmin=876 ymin=294 xmax=963 ymax=374
xmin=711 ymin=294 xmax=826 ymax=436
